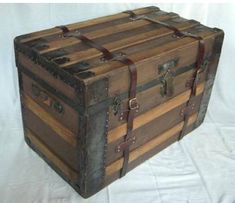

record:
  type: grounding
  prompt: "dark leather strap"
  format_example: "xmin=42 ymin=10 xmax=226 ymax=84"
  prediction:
xmin=55 ymin=25 xmax=70 ymax=34
xmin=56 ymin=26 xmax=113 ymax=60
xmin=123 ymin=10 xmax=137 ymax=19
xmin=124 ymin=11 xmax=206 ymax=140
xmin=113 ymin=56 xmax=138 ymax=177
xmin=57 ymin=25 xmax=138 ymax=177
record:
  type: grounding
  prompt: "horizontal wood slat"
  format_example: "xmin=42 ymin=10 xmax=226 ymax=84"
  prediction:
xmin=23 ymin=93 xmax=77 ymax=147
xmin=39 ymin=12 xmax=178 ymax=54
xmin=25 ymin=128 xmax=78 ymax=181
xmin=108 ymin=82 xmax=204 ymax=144
xmin=107 ymin=67 xmax=205 ymax=130
xmin=87 ymin=30 xmax=215 ymax=78
xmin=18 ymin=53 xmax=78 ymax=102
xmin=59 ymin=20 xmax=199 ymax=68
xmin=22 ymin=72 xmax=79 ymax=134
xmin=105 ymin=113 xmax=197 ymax=176
xmin=19 ymin=7 xmax=158 ymax=43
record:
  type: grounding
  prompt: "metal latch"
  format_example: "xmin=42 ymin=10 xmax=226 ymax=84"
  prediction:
xmin=158 ymin=58 xmax=178 ymax=97
xmin=160 ymin=70 xmax=174 ymax=97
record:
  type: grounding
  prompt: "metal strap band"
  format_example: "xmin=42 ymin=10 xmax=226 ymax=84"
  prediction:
xmin=57 ymin=25 xmax=138 ymax=177
xmin=124 ymin=11 xmax=206 ymax=140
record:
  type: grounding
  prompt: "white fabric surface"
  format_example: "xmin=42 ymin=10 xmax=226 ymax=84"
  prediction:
xmin=0 ymin=3 xmax=235 ymax=203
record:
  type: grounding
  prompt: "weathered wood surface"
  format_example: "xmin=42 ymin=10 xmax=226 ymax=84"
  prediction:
xmin=25 ymin=128 xmax=78 ymax=181
xmin=14 ymin=6 xmax=224 ymax=198
xmin=22 ymin=73 xmax=79 ymax=134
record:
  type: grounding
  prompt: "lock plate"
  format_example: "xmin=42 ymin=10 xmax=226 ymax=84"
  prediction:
xmin=158 ymin=58 xmax=178 ymax=97
xmin=160 ymin=70 xmax=174 ymax=97
xmin=158 ymin=58 xmax=178 ymax=74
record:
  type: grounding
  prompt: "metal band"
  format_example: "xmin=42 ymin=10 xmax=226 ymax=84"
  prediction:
xmin=57 ymin=25 xmax=139 ymax=177
xmin=124 ymin=11 xmax=206 ymax=140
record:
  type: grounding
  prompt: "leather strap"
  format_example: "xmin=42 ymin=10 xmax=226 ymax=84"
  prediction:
xmin=55 ymin=25 xmax=70 ymax=34
xmin=56 ymin=26 xmax=113 ymax=60
xmin=113 ymin=56 xmax=138 ymax=177
xmin=57 ymin=25 xmax=138 ymax=177
xmin=124 ymin=11 xmax=206 ymax=140
xmin=123 ymin=10 xmax=137 ymax=19
xmin=68 ymin=32 xmax=114 ymax=60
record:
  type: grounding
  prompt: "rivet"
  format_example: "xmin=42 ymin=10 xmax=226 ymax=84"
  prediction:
xmin=119 ymin=116 xmax=123 ymax=120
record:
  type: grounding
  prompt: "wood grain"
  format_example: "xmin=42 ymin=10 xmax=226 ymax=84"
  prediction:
xmin=106 ymin=113 xmax=197 ymax=176
xmin=23 ymin=93 xmax=77 ymax=147
xmin=22 ymin=73 xmax=79 ymax=134
xmin=108 ymin=82 xmax=204 ymax=144
xmin=60 ymin=20 xmax=199 ymax=68
xmin=39 ymin=13 xmax=178 ymax=54
xmin=86 ymin=31 xmax=215 ymax=79
xmin=25 ymin=128 xmax=78 ymax=181
xmin=19 ymin=7 xmax=158 ymax=43
xmin=108 ymin=68 xmax=206 ymax=130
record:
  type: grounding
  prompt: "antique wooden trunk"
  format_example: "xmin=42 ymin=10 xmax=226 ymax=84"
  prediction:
xmin=14 ymin=6 xmax=224 ymax=198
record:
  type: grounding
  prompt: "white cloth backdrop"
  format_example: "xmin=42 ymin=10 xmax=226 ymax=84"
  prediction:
xmin=0 ymin=3 xmax=235 ymax=203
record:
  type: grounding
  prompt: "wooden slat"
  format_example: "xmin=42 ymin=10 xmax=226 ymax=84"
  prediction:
xmin=20 ymin=7 xmax=158 ymax=43
xmin=25 ymin=128 xmax=78 ymax=181
xmin=23 ymin=93 xmax=77 ymax=147
xmin=59 ymin=20 xmax=199 ymax=68
xmin=86 ymin=30 xmax=216 ymax=78
xmin=39 ymin=13 xmax=178 ymax=54
xmin=105 ymin=113 xmax=197 ymax=176
xmin=107 ymin=68 xmax=206 ymax=130
xmin=108 ymin=82 xmax=204 ymax=144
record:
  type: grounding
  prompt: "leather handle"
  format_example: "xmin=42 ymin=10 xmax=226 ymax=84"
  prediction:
xmin=31 ymin=84 xmax=64 ymax=114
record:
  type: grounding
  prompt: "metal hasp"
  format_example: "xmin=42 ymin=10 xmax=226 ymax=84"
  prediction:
xmin=158 ymin=58 xmax=178 ymax=97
